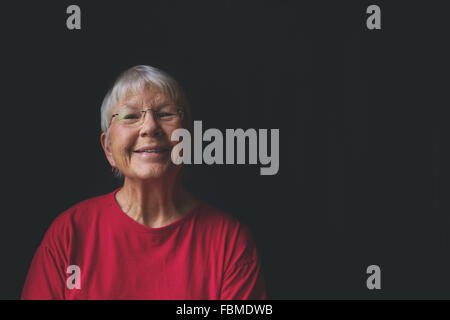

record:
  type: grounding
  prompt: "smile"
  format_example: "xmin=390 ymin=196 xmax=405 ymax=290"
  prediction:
xmin=132 ymin=148 xmax=170 ymax=162
xmin=133 ymin=149 xmax=169 ymax=153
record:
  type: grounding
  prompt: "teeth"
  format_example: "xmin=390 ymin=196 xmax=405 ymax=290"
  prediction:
xmin=137 ymin=149 xmax=165 ymax=153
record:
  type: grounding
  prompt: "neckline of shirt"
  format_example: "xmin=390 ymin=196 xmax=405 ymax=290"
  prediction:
xmin=109 ymin=188 xmax=202 ymax=234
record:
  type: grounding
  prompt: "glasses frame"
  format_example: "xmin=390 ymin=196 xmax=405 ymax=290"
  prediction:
xmin=109 ymin=106 xmax=185 ymax=127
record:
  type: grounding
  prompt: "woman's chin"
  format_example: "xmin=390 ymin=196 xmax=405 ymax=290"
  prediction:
xmin=131 ymin=163 xmax=176 ymax=180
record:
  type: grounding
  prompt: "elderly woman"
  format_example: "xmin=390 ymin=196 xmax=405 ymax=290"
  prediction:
xmin=21 ymin=65 xmax=267 ymax=300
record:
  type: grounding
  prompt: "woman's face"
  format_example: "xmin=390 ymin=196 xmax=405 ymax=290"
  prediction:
xmin=101 ymin=85 xmax=183 ymax=180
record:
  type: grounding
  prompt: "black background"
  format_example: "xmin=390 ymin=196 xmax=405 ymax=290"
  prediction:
xmin=2 ymin=0 xmax=450 ymax=299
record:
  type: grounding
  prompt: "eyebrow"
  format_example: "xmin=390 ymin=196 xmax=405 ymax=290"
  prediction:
xmin=122 ymin=101 xmax=173 ymax=109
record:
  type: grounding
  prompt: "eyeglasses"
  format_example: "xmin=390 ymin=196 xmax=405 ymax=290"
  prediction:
xmin=110 ymin=105 xmax=184 ymax=127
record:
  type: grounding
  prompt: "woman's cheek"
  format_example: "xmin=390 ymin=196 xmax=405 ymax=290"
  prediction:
xmin=113 ymin=128 xmax=134 ymax=151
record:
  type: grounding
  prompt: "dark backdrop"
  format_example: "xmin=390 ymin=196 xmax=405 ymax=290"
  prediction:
xmin=2 ymin=0 xmax=450 ymax=299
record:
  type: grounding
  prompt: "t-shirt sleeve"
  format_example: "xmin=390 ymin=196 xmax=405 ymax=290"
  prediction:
xmin=21 ymin=244 xmax=66 ymax=300
xmin=220 ymin=223 xmax=267 ymax=300
xmin=21 ymin=215 xmax=69 ymax=300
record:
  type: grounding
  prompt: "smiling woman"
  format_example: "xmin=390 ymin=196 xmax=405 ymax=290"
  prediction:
xmin=21 ymin=65 xmax=267 ymax=300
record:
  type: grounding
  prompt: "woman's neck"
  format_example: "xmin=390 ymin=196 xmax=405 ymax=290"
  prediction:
xmin=115 ymin=174 xmax=196 ymax=228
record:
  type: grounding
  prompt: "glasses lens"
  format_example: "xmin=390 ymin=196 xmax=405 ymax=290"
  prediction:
xmin=155 ymin=110 xmax=178 ymax=122
xmin=115 ymin=106 xmax=183 ymax=126
xmin=118 ymin=106 xmax=142 ymax=125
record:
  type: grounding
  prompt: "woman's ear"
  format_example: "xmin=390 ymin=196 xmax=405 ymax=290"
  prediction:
xmin=100 ymin=132 xmax=116 ymax=167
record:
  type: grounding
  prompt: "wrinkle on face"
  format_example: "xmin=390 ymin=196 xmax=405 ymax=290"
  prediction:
xmin=107 ymin=85 xmax=182 ymax=180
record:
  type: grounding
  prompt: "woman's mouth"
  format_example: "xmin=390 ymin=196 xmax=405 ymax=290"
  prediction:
xmin=132 ymin=148 xmax=170 ymax=162
xmin=133 ymin=148 xmax=169 ymax=153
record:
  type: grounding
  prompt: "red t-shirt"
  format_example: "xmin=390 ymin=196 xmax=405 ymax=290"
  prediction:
xmin=21 ymin=189 xmax=267 ymax=300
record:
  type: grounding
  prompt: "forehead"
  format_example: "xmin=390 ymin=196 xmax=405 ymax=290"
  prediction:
xmin=117 ymin=85 xmax=172 ymax=108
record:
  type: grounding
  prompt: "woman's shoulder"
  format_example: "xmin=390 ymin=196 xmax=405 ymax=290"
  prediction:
xmin=196 ymin=201 xmax=256 ymax=244
xmin=196 ymin=201 xmax=240 ymax=229
xmin=40 ymin=191 xmax=115 ymax=247
xmin=56 ymin=191 xmax=114 ymax=223
xmin=196 ymin=201 xmax=260 ymax=267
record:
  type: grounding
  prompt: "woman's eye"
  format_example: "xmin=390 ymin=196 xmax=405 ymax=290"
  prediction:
xmin=123 ymin=114 xmax=140 ymax=119
xmin=157 ymin=112 xmax=174 ymax=118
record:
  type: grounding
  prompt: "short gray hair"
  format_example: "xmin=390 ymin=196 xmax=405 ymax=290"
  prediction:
xmin=100 ymin=65 xmax=192 ymax=179
xmin=100 ymin=65 xmax=191 ymax=134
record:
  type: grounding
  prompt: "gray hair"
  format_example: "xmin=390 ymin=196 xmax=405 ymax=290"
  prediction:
xmin=100 ymin=65 xmax=191 ymax=134
xmin=100 ymin=65 xmax=192 ymax=179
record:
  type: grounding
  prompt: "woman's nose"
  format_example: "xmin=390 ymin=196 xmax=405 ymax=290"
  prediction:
xmin=139 ymin=110 xmax=162 ymax=136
